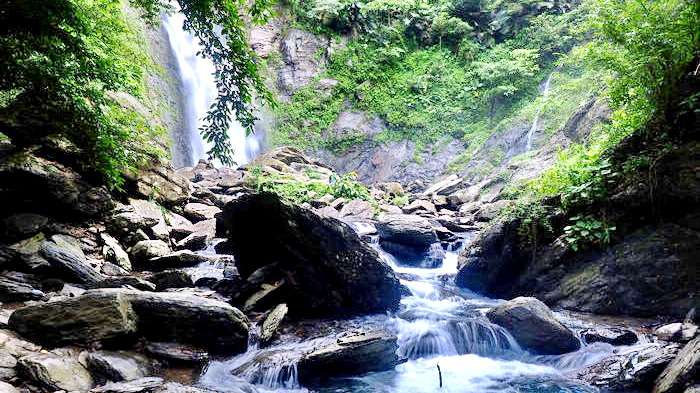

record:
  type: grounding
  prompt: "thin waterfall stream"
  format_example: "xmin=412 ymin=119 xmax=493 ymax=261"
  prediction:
xmin=526 ymin=72 xmax=555 ymax=151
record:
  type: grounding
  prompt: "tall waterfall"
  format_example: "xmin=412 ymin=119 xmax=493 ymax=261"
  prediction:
xmin=162 ymin=12 xmax=263 ymax=168
xmin=525 ymin=72 xmax=554 ymax=151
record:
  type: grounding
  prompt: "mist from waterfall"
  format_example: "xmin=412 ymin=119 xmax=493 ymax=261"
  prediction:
xmin=162 ymin=12 xmax=263 ymax=168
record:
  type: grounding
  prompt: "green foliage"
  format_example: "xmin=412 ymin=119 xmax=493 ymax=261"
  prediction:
xmin=0 ymin=0 xmax=273 ymax=187
xmin=563 ymin=214 xmax=615 ymax=251
xmin=249 ymin=168 xmax=374 ymax=206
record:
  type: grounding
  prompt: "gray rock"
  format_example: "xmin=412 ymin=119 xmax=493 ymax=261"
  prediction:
xmin=50 ymin=234 xmax=86 ymax=260
xmin=422 ymin=175 xmax=463 ymax=196
xmin=102 ymin=262 xmax=131 ymax=277
xmin=130 ymin=240 xmax=171 ymax=266
xmin=92 ymin=289 xmax=249 ymax=354
xmin=217 ymin=193 xmax=402 ymax=316
xmin=297 ymin=330 xmax=401 ymax=384
xmin=106 ymin=212 xmax=159 ymax=238
xmin=0 ymin=381 xmax=17 ymax=393
xmin=92 ymin=377 xmax=163 ymax=393
xmin=145 ymin=342 xmax=208 ymax=363
xmin=40 ymin=240 xmax=105 ymax=284
xmin=486 ymin=297 xmax=580 ymax=355
xmin=654 ymin=336 xmax=700 ymax=393
xmin=183 ymin=203 xmax=221 ymax=222
xmin=259 ymin=304 xmax=288 ymax=346
xmin=94 ymin=276 xmax=157 ymax=291
xmin=19 ymin=352 xmax=94 ymax=391
xmin=157 ymin=381 xmax=257 ymax=393
xmin=176 ymin=219 xmax=216 ymax=251
xmin=126 ymin=159 xmax=191 ymax=205
xmin=376 ymin=214 xmax=438 ymax=246
xmin=8 ymin=291 xmax=137 ymax=347
xmin=339 ymin=200 xmax=374 ymax=219
xmin=101 ymin=233 xmax=132 ymax=271
xmin=86 ymin=350 xmax=153 ymax=383
xmin=278 ymin=29 xmax=329 ymax=94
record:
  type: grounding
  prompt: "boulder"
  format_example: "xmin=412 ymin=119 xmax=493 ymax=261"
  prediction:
xmin=402 ymin=200 xmax=437 ymax=214
xmin=147 ymin=251 xmax=207 ymax=270
xmin=40 ymin=240 xmax=105 ymax=284
xmin=0 ymin=382 xmax=17 ymax=393
xmin=18 ymin=352 xmax=94 ymax=391
xmin=339 ymin=200 xmax=374 ymax=219
xmin=422 ymin=175 xmax=463 ymax=196
xmin=486 ymin=297 xmax=580 ymax=355
xmin=130 ymin=240 xmax=171 ymax=266
xmin=6 ymin=233 xmax=51 ymax=272
xmin=145 ymin=342 xmax=208 ymax=363
xmin=94 ymin=276 xmax=157 ymax=291
xmin=259 ymin=304 xmax=288 ymax=346
xmin=147 ymin=270 xmax=194 ymax=291
xmin=376 ymin=214 xmax=437 ymax=246
xmin=8 ymin=291 xmax=137 ymax=347
xmin=126 ymin=158 xmax=191 ymax=205
xmin=183 ymin=203 xmax=221 ymax=222
xmin=92 ymin=289 xmax=249 ymax=354
xmin=176 ymin=219 xmax=216 ymax=251
xmin=86 ymin=350 xmax=153 ymax=383
xmin=217 ymin=192 xmax=402 ymax=316
xmin=654 ymin=336 xmax=700 ymax=393
xmin=297 ymin=330 xmax=401 ymax=385
xmin=581 ymin=328 xmax=638 ymax=346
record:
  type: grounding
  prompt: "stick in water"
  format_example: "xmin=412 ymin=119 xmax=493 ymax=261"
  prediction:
xmin=437 ymin=363 xmax=443 ymax=388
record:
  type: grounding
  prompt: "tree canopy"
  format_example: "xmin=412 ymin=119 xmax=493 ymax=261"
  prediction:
xmin=0 ymin=0 xmax=274 ymax=186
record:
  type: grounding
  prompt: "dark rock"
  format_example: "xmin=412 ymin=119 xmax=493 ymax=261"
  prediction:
xmin=8 ymin=291 xmax=137 ymax=347
xmin=101 ymin=233 xmax=132 ymax=271
xmin=217 ymin=192 xmax=402 ymax=316
xmin=582 ymin=328 xmax=638 ymax=346
xmin=40 ymin=240 xmax=105 ymax=284
xmin=486 ymin=297 xmax=580 ymax=355
xmin=0 ymin=276 xmax=44 ymax=302
xmin=92 ymin=289 xmax=249 ymax=354
xmin=145 ymin=342 xmax=208 ymax=363
xmin=654 ymin=336 xmax=700 ymax=393
xmin=18 ymin=352 xmax=94 ymax=391
xmin=146 ymin=251 xmax=207 ymax=270
xmin=147 ymin=270 xmax=194 ymax=291
xmin=93 ymin=276 xmax=157 ymax=291
xmin=568 ymin=344 xmax=679 ymax=390
xmin=376 ymin=214 xmax=438 ymax=247
xmin=211 ymin=277 xmax=246 ymax=298
xmin=86 ymin=350 xmax=153 ymax=383
xmin=297 ymin=330 xmax=402 ymax=385
xmin=194 ymin=277 xmax=218 ymax=288
xmin=2 ymin=213 xmax=48 ymax=240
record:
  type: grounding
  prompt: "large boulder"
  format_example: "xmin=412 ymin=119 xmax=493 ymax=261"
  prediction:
xmin=297 ymin=330 xmax=402 ymax=385
xmin=375 ymin=214 xmax=438 ymax=265
xmin=40 ymin=240 xmax=105 ymax=284
xmin=216 ymin=192 xmax=402 ymax=316
xmin=486 ymin=297 xmax=580 ymax=355
xmin=86 ymin=350 xmax=154 ymax=383
xmin=654 ymin=336 xmax=700 ymax=393
xmin=8 ymin=291 xmax=137 ymax=347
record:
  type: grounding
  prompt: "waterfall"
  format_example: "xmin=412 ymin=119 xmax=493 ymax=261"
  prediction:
xmin=162 ymin=12 xmax=264 ymax=168
xmin=525 ymin=72 xmax=554 ymax=151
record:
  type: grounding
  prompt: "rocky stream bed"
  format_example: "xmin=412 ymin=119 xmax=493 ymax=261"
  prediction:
xmin=0 ymin=145 xmax=697 ymax=393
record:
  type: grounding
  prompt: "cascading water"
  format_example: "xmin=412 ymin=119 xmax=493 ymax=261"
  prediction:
xmin=163 ymin=12 xmax=264 ymax=168
xmin=195 ymin=223 xmax=642 ymax=393
xmin=525 ymin=72 xmax=555 ymax=151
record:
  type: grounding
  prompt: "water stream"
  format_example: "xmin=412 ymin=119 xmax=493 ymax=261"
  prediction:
xmin=162 ymin=12 xmax=263 ymax=168
xmin=525 ymin=72 xmax=555 ymax=151
xmin=192 ymin=224 xmax=653 ymax=393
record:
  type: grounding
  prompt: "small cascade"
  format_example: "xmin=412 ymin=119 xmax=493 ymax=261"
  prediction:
xmin=526 ymin=72 xmax=555 ymax=151
xmin=163 ymin=12 xmax=264 ymax=168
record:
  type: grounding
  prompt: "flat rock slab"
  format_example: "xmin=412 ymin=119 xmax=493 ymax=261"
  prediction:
xmin=40 ymin=241 xmax=105 ymax=284
xmin=654 ymin=336 xmax=700 ymax=393
xmin=486 ymin=297 xmax=580 ymax=355
xmin=9 ymin=291 xmax=137 ymax=348
xmin=86 ymin=350 xmax=154 ymax=383
xmin=19 ymin=352 xmax=94 ymax=391
xmin=184 ymin=203 xmax=221 ymax=222
xmin=145 ymin=342 xmax=208 ymax=363
xmin=91 ymin=376 xmax=163 ymax=393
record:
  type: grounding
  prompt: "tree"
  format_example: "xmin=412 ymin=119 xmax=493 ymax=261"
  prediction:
xmin=0 ymin=0 xmax=274 ymax=185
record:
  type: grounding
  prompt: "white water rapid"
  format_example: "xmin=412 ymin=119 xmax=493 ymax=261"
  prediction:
xmin=525 ymin=72 xmax=555 ymax=151
xmin=194 ymin=224 xmax=653 ymax=393
xmin=163 ymin=12 xmax=263 ymax=168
